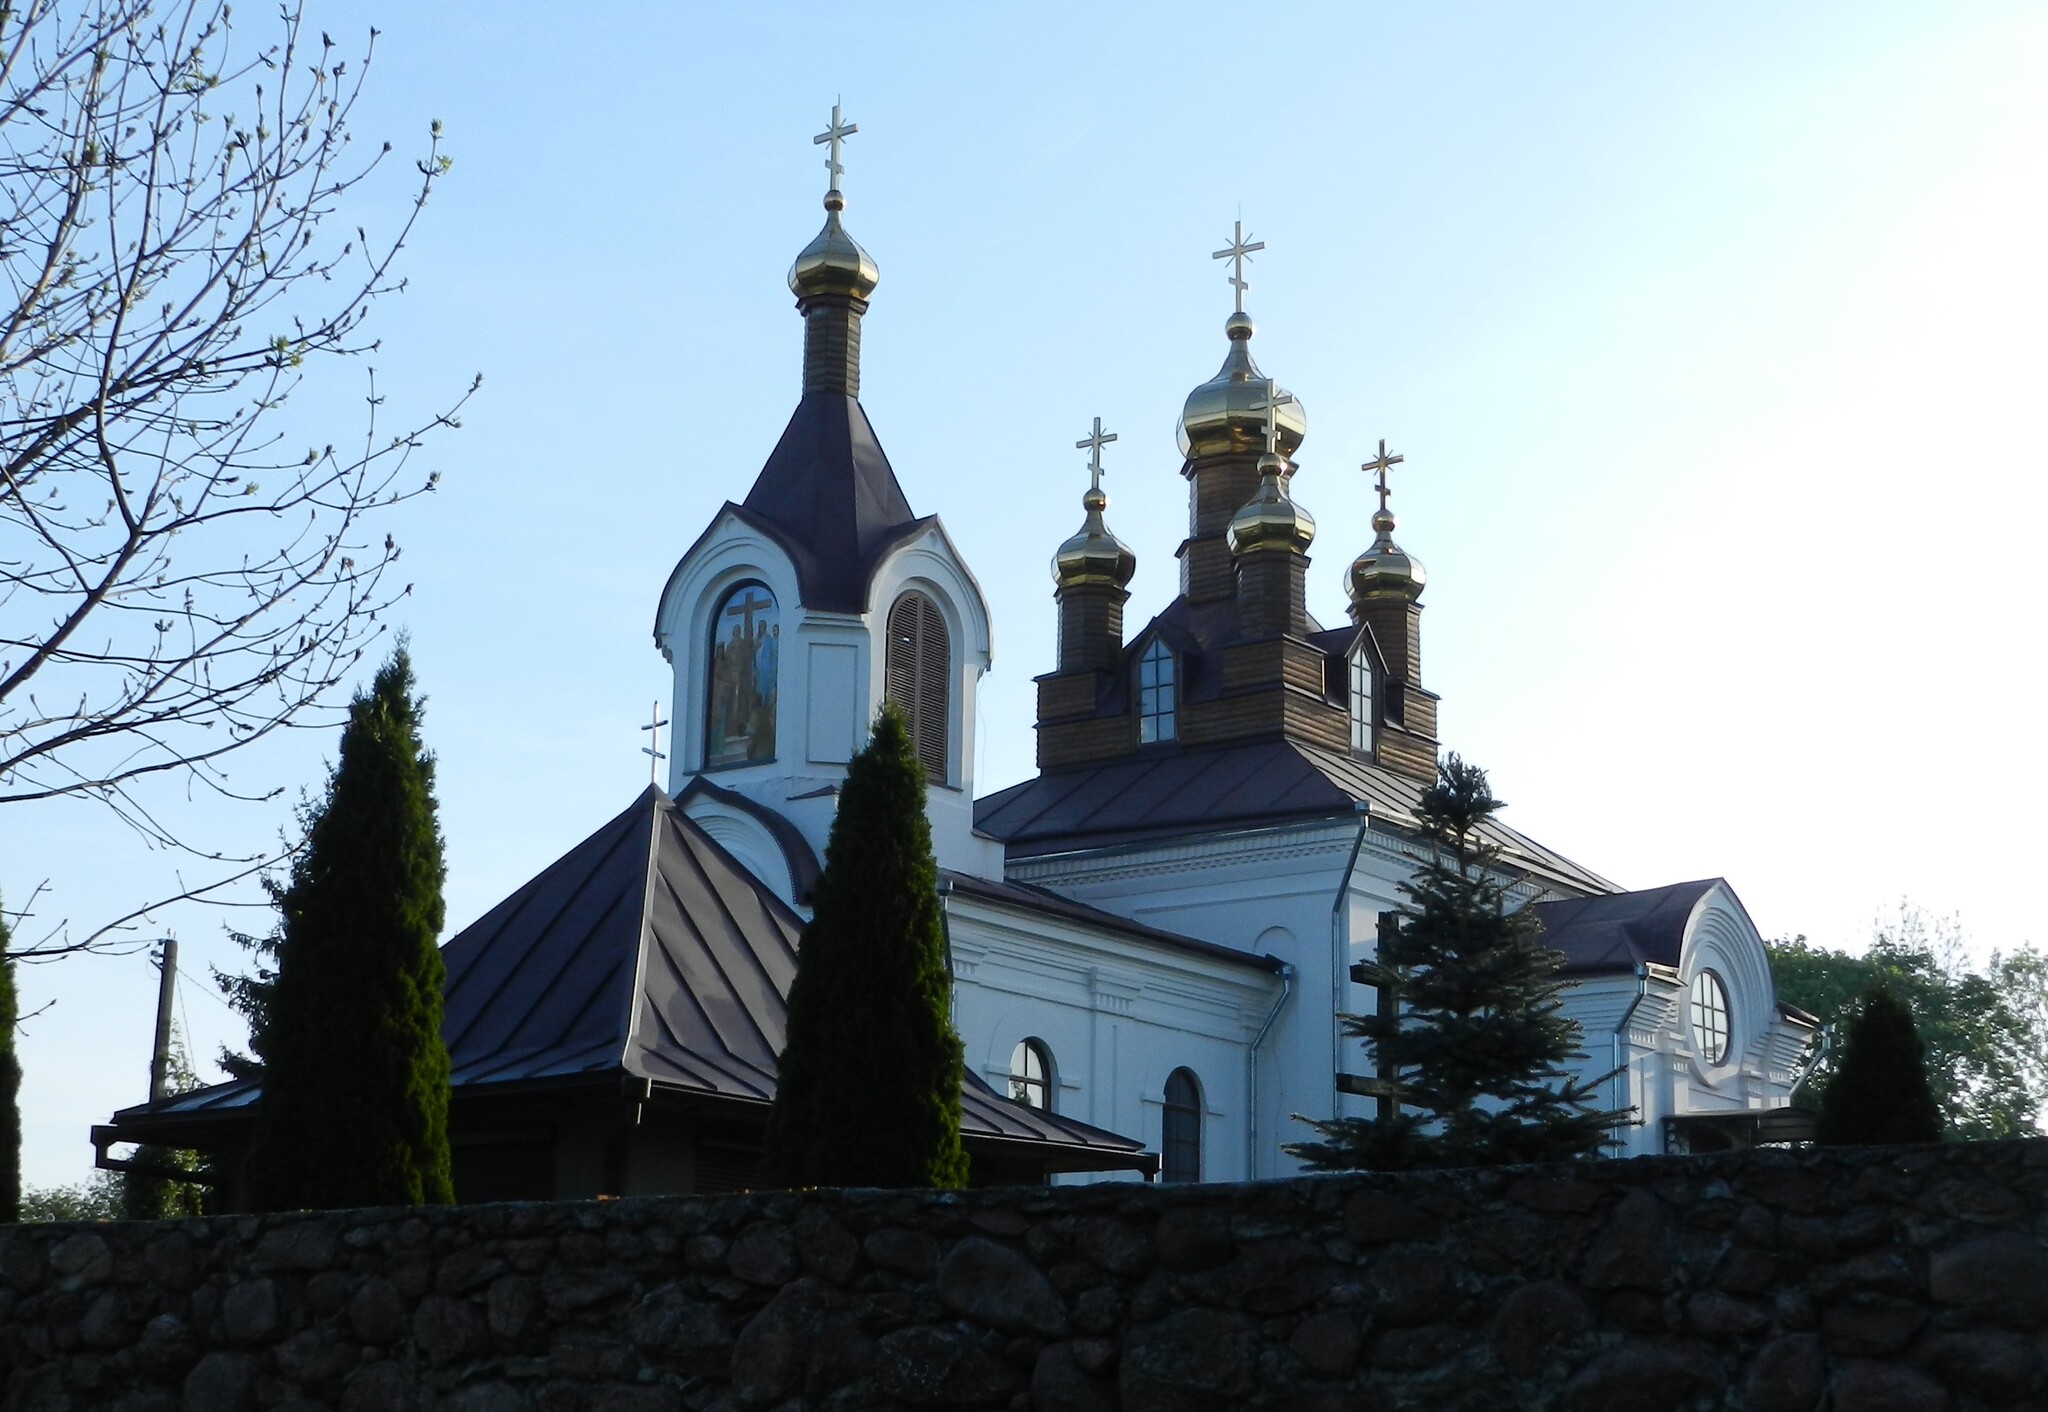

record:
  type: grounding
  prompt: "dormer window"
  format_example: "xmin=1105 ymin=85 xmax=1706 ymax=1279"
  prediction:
xmin=1138 ymin=639 xmax=1177 ymax=744
xmin=1349 ymin=645 xmax=1375 ymax=755
xmin=885 ymin=590 xmax=950 ymax=783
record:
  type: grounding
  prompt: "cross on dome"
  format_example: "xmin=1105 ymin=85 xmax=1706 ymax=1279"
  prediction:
xmin=1248 ymin=380 xmax=1295 ymax=457
xmin=1076 ymin=416 xmax=1118 ymax=494
xmin=1212 ymin=219 xmax=1265 ymax=314
xmin=814 ymin=98 xmax=858 ymax=193
xmin=1360 ymin=438 xmax=1406 ymax=513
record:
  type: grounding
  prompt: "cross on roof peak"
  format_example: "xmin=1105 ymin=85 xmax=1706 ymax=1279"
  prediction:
xmin=1248 ymin=380 xmax=1295 ymax=458
xmin=814 ymin=98 xmax=857 ymax=194
xmin=1212 ymin=219 xmax=1266 ymax=314
xmin=1360 ymin=438 xmax=1406 ymax=513
xmin=1076 ymin=416 xmax=1118 ymax=494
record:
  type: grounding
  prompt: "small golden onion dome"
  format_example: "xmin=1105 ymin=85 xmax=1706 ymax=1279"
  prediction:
xmin=1053 ymin=487 xmax=1137 ymax=588
xmin=1177 ymin=313 xmax=1307 ymax=460
xmin=788 ymin=192 xmax=880 ymax=303
xmin=1227 ymin=453 xmax=1317 ymax=555
xmin=1347 ymin=508 xmax=1427 ymax=602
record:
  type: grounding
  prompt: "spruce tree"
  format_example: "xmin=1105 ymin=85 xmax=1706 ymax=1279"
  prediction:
xmin=1817 ymin=981 xmax=1943 ymax=1145
xmin=1291 ymin=755 xmax=1618 ymax=1171
xmin=244 ymin=646 xmax=453 ymax=1210
xmin=763 ymin=702 xmax=968 ymax=1189
xmin=1 ymin=899 xmax=18 ymax=1223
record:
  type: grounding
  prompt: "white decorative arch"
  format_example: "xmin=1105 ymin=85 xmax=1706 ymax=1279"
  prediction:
xmin=679 ymin=795 xmax=800 ymax=907
xmin=1677 ymin=881 xmax=1776 ymax=1087
xmin=653 ymin=511 xmax=802 ymax=778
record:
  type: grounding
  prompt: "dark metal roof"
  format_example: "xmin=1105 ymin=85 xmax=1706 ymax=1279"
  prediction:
xmin=1528 ymin=879 xmax=1722 ymax=975
xmin=939 ymin=870 xmax=1285 ymax=974
xmin=735 ymin=392 xmax=930 ymax=612
xmin=974 ymin=739 xmax=1614 ymax=894
xmin=105 ymin=788 xmax=1148 ymax=1169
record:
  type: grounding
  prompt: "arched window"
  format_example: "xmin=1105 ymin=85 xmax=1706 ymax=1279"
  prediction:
xmin=1348 ymin=645 xmax=1374 ymax=755
xmin=705 ymin=582 xmax=779 ymax=769
xmin=1162 ymin=1067 xmax=1201 ymax=1183
xmin=1138 ymin=639 xmax=1176 ymax=744
xmin=1008 ymin=1039 xmax=1054 ymax=1112
xmin=885 ymin=591 xmax=950 ymax=782
xmin=1690 ymin=971 xmax=1731 ymax=1064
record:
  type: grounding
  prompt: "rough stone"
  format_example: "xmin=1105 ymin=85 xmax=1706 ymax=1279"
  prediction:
xmin=1929 ymin=1232 xmax=2048 ymax=1326
xmin=732 ymin=1280 xmax=831 ymax=1408
xmin=49 ymin=1232 xmax=113 ymax=1289
xmin=1686 ymin=1290 xmax=1769 ymax=1339
xmin=1833 ymin=1360 xmax=1951 ymax=1412
xmin=935 ymin=1236 xmax=1067 ymax=1337
xmin=1287 ymin=1311 xmax=1361 ymax=1376
xmin=792 ymin=1206 xmax=860 ymax=1284
xmin=1031 ymin=1342 xmax=1116 ymax=1412
xmin=1152 ymin=1208 xmax=1233 ymax=1271
xmin=1823 ymin=1298 xmax=1927 ymax=1356
xmin=862 ymin=1225 xmax=939 ymax=1278
xmin=1363 ymin=1248 xmax=1450 ymax=1324
xmin=414 ymin=1292 xmax=489 ymax=1362
xmin=1492 ymin=1280 xmax=1594 ymax=1378
xmin=1742 ymin=1333 xmax=1826 ymax=1412
xmin=728 ymin=1221 xmax=801 ymax=1287
xmin=1563 ymin=1340 xmax=1724 ymax=1412
xmin=874 ymin=1324 xmax=1019 ymax=1405
xmin=339 ymin=1361 xmax=418 ymax=1412
xmin=219 ymin=1278 xmax=279 ymax=1343
xmin=347 ymin=1276 xmax=408 ymax=1346
xmin=1120 ymin=1308 xmax=1254 ymax=1412
xmin=1579 ymin=1189 xmax=1675 ymax=1292
xmin=181 ymin=1351 xmax=257 ymax=1412
xmin=252 ymin=1221 xmax=337 ymax=1272
xmin=1916 ymin=1330 xmax=2041 ymax=1406
xmin=488 ymin=1273 xmax=543 ymax=1342
xmin=1346 ymin=1187 xmax=1441 ymax=1243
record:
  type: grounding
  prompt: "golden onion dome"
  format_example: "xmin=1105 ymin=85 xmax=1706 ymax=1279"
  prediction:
xmin=1227 ymin=454 xmax=1317 ymax=555
xmin=1347 ymin=508 xmax=1427 ymax=602
xmin=1053 ymin=487 xmax=1137 ymax=588
xmin=1178 ymin=312 xmax=1307 ymax=460
xmin=788 ymin=192 xmax=880 ymax=303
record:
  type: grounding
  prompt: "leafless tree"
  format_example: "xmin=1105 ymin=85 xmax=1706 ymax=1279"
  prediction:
xmin=1 ymin=1 xmax=474 ymax=958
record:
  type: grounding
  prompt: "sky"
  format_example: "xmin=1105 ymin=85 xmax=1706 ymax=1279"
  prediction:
xmin=7 ymin=2 xmax=2046 ymax=1189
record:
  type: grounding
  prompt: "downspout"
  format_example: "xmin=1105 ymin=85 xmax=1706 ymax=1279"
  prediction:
xmin=936 ymin=877 xmax=957 ymax=1024
xmin=1611 ymin=963 xmax=1649 ymax=1154
xmin=1329 ymin=803 xmax=1372 ymax=1127
xmin=1244 ymin=961 xmax=1294 ymax=1179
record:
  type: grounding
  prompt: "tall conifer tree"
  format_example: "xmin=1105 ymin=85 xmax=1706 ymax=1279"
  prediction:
xmin=1292 ymin=756 xmax=1618 ymax=1171
xmin=763 ymin=703 xmax=967 ymax=1189
xmin=244 ymin=646 xmax=453 ymax=1209
xmin=0 ymin=899 xmax=18 ymax=1222
xmin=1818 ymin=982 xmax=1943 ymax=1145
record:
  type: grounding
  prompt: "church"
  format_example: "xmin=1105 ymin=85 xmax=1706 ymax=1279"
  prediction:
xmin=97 ymin=115 xmax=1821 ymax=1202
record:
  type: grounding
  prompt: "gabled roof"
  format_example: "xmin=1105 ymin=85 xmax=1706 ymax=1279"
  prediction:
xmin=736 ymin=393 xmax=931 ymax=613
xmin=974 ymin=739 xmax=1614 ymax=895
xmin=1528 ymin=879 xmax=1721 ymax=975
xmin=106 ymin=788 xmax=1150 ymax=1171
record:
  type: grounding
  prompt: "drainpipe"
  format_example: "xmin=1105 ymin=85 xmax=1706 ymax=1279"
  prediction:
xmin=1244 ymin=962 xmax=1294 ymax=1180
xmin=1610 ymin=964 xmax=1649 ymax=1155
xmin=935 ymin=877 xmax=958 ymax=1023
xmin=1329 ymin=804 xmax=1372 ymax=1126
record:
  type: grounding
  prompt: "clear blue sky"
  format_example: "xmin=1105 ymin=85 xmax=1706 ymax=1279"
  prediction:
xmin=9 ymin=2 xmax=2045 ymax=1187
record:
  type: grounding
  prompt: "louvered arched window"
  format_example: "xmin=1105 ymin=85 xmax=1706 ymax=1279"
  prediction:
xmin=885 ymin=590 xmax=950 ymax=782
xmin=1162 ymin=1067 xmax=1202 ymax=1183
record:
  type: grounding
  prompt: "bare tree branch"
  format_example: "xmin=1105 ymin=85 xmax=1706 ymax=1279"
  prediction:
xmin=1 ymin=0 xmax=474 ymax=957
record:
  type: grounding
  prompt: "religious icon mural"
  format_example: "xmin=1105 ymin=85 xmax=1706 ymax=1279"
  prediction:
xmin=705 ymin=582 xmax=779 ymax=768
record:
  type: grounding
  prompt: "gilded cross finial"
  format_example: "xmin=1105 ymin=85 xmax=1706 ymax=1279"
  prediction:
xmin=1248 ymin=379 xmax=1295 ymax=457
xmin=1360 ymin=438 xmax=1405 ymax=513
xmin=814 ymin=98 xmax=858 ymax=194
xmin=1212 ymin=219 xmax=1266 ymax=314
xmin=1076 ymin=416 xmax=1118 ymax=495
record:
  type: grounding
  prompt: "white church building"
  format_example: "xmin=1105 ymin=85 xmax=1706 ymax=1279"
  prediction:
xmin=102 ymin=133 xmax=1821 ymax=1201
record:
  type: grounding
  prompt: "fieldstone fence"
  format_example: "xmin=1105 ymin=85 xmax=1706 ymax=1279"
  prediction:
xmin=3 ymin=1140 xmax=2045 ymax=1410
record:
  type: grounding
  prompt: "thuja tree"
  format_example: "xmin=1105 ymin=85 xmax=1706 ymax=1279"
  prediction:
xmin=1291 ymin=756 xmax=1619 ymax=1171
xmin=1817 ymin=982 xmax=1943 ymax=1145
xmin=244 ymin=647 xmax=452 ymax=1210
xmin=763 ymin=703 xmax=967 ymax=1189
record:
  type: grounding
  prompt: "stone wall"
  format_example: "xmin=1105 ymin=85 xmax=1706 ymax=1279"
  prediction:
xmin=3 ymin=1140 xmax=2045 ymax=1411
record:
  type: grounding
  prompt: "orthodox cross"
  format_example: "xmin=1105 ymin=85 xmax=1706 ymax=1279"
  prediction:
xmin=1076 ymin=416 xmax=1118 ymax=494
xmin=640 ymin=700 xmax=669 ymax=785
xmin=814 ymin=99 xmax=857 ymax=191
xmin=1248 ymin=380 xmax=1294 ymax=456
xmin=723 ymin=586 xmax=774 ymax=637
xmin=1212 ymin=219 xmax=1265 ymax=313
xmin=1360 ymin=438 xmax=1405 ymax=513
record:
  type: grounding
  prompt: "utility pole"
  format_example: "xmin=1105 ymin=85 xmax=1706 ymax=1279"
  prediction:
xmin=148 ymin=938 xmax=178 ymax=1102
